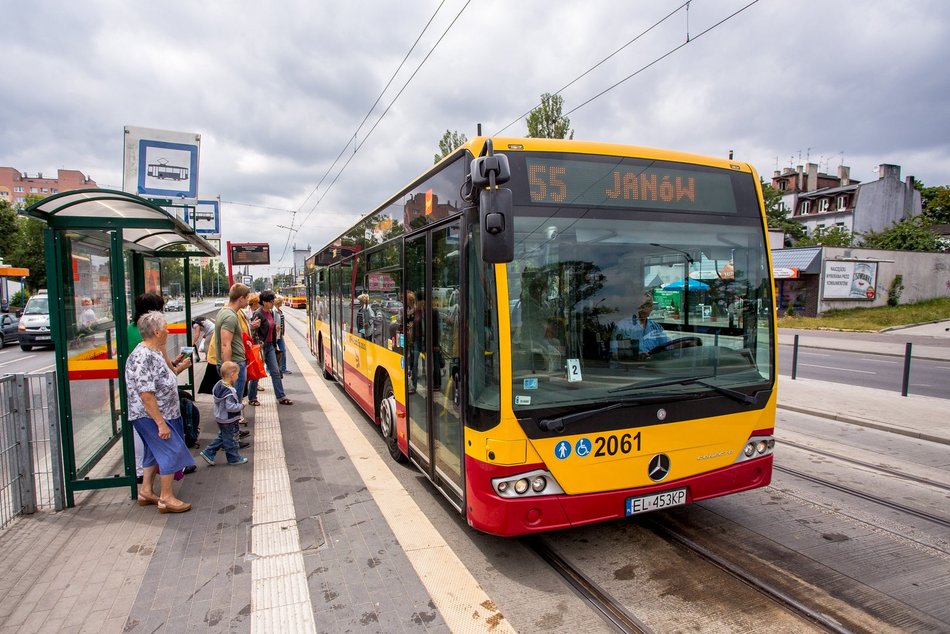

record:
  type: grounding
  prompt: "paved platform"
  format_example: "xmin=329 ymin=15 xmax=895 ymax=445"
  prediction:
xmin=0 ymin=326 xmax=947 ymax=632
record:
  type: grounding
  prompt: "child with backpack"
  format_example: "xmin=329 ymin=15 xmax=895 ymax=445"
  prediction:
xmin=199 ymin=361 xmax=249 ymax=466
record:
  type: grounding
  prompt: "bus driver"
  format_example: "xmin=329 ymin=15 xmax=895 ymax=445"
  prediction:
xmin=612 ymin=292 xmax=670 ymax=360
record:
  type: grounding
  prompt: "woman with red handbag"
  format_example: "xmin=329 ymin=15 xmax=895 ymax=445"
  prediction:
xmin=247 ymin=290 xmax=293 ymax=405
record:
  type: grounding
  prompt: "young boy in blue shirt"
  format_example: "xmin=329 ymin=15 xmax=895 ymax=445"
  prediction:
xmin=199 ymin=361 xmax=248 ymax=465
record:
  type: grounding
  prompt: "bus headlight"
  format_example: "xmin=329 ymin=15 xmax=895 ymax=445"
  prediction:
xmin=491 ymin=469 xmax=565 ymax=498
xmin=735 ymin=435 xmax=775 ymax=463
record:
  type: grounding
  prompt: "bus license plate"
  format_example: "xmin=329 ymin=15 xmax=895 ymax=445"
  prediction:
xmin=625 ymin=489 xmax=687 ymax=515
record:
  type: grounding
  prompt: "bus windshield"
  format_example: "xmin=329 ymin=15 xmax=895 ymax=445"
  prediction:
xmin=504 ymin=160 xmax=773 ymax=411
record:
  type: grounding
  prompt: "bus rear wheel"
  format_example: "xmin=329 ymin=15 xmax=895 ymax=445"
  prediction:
xmin=379 ymin=378 xmax=405 ymax=463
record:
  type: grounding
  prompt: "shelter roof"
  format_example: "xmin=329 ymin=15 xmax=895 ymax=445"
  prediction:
xmin=22 ymin=188 xmax=218 ymax=256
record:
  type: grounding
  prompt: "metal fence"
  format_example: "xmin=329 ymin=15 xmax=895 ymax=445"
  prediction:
xmin=0 ymin=372 xmax=64 ymax=529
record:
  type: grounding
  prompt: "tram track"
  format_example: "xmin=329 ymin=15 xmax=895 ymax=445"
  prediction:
xmin=522 ymin=536 xmax=655 ymax=634
xmin=774 ymin=464 xmax=950 ymax=530
xmin=778 ymin=438 xmax=950 ymax=494
xmin=640 ymin=518 xmax=856 ymax=634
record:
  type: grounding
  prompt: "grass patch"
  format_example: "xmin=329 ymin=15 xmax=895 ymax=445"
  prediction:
xmin=779 ymin=297 xmax=950 ymax=331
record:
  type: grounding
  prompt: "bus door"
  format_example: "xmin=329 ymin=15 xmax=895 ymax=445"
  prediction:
xmin=329 ymin=263 xmax=344 ymax=377
xmin=405 ymin=221 xmax=463 ymax=506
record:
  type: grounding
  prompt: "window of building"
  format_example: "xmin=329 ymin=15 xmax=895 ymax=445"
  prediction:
xmin=778 ymin=180 xmax=787 ymax=191
xmin=41 ymin=188 xmax=49 ymax=193
xmin=29 ymin=187 xmax=38 ymax=193
xmin=818 ymin=199 xmax=829 ymax=212
xmin=51 ymin=188 xmax=58 ymax=194
xmin=837 ymin=195 xmax=847 ymax=210
xmin=14 ymin=186 xmax=24 ymax=193
xmin=800 ymin=200 xmax=811 ymax=215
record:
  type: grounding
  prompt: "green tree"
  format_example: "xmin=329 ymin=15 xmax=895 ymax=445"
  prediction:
xmin=913 ymin=179 xmax=950 ymax=224
xmin=761 ymin=180 xmax=804 ymax=245
xmin=11 ymin=217 xmax=47 ymax=291
xmin=434 ymin=130 xmax=468 ymax=164
xmin=859 ymin=216 xmax=946 ymax=252
xmin=0 ymin=200 xmax=19 ymax=262
xmin=526 ymin=93 xmax=574 ymax=139
xmin=797 ymin=225 xmax=854 ymax=248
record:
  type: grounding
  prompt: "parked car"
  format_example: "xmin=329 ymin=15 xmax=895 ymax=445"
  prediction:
xmin=0 ymin=313 xmax=19 ymax=348
xmin=18 ymin=291 xmax=53 ymax=351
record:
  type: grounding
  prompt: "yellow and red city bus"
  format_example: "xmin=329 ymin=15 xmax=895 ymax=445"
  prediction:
xmin=305 ymin=136 xmax=777 ymax=536
xmin=284 ymin=285 xmax=307 ymax=309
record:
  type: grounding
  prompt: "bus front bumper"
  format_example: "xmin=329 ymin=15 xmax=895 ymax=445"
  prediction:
xmin=464 ymin=454 xmax=772 ymax=537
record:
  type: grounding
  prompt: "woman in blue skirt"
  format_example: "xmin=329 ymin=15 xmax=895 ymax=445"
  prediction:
xmin=125 ymin=311 xmax=195 ymax=513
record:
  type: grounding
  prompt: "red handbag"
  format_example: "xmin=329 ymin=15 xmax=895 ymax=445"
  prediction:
xmin=242 ymin=332 xmax=267 ymax=380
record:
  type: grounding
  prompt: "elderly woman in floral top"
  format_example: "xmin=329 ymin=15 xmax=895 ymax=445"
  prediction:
xmin=125 ymin=311 xmax=195 ymax=513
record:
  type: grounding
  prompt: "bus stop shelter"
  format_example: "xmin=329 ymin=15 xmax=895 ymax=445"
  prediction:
xmin=22 ymin=189 xmax=218 ymax=506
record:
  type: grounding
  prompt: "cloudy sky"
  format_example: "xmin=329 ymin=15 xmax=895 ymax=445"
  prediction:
xmin=3 ymin=0 xmax=949 ymax=274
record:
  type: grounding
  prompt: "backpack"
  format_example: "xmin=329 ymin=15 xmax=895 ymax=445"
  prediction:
xmin=178 ymin=389 xmax=201 ymax=448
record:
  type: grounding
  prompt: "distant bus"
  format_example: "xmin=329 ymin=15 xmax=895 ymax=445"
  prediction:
xmin=306 ymin=136 xmax=777 ymax=536
xmin=284 ymin=285 xmax=306 ymax=309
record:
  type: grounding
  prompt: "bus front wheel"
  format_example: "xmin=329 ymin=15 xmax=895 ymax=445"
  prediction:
xmin=379 ymin=378 xmax=405 ymax=463
xmin=318 ymin=338 xmax=333 ymax=380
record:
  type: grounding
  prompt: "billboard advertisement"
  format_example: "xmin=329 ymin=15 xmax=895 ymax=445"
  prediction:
xmin=822 ymin=261 xmax=877 ymax=300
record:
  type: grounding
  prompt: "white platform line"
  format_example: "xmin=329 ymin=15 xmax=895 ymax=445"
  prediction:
xmin=250 ymin=386 xmax=317 ymax=633
xmin=287 ymin=338 xmax=515 ymax=634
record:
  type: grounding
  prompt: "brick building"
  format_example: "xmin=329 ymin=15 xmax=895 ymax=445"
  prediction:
xmin=0 ymin=167 xmax=97 ymax=207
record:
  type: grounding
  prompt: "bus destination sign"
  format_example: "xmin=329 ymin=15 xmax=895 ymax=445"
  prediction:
xmin=524 ymin=156 xmax=739 ymax=214
xmin=230 ymin=242 xmax=270 ymax=265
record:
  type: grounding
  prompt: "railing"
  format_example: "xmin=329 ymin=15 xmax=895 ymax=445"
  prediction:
xmin=0 ymin=372 xmax=64 ymax=529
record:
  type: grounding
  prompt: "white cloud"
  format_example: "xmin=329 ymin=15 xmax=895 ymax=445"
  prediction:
xmin=3 ymin=0 xmax=950 ymax=273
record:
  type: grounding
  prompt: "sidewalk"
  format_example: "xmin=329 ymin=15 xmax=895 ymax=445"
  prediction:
xmin=776 ymin=320 xmax=950 ymax=445
xmin=777 ymin=375 xmax=950 ymax=445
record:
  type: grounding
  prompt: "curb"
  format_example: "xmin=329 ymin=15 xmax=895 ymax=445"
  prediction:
xmin=777 ymin=402 xmax=950 ymax=446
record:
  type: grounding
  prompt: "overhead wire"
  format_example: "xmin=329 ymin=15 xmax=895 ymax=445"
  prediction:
xmin=564 ymin=0 xmax=760 ymax=117
xmin=292 ymin=0 xmax=472 ymax=239
xmin=276 ymin=0 xmax=458 ymax=265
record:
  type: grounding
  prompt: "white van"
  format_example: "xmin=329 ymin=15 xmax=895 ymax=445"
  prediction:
xmin=17 ymin=290 xmax=52 ymax=351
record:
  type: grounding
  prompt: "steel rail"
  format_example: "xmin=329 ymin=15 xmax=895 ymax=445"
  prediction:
xmin=522 ymin=536 xmax=655 ymax=634
xmin=778 ymin=439 xmax=950 ymax=493
xmin=643 ymin=519 xmax=855 ymax=634
xmin=775 ymin=464 xmax=950 ymax=530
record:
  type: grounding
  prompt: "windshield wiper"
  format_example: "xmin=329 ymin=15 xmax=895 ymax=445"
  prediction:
xmin=538 ymin=400 xmax=640 ymax=433
xmin=608 ymin=375 xmax=756 ymax=406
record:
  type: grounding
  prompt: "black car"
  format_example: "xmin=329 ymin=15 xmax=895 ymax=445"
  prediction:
xmin=0 ymin=313 xmax=18 ymax=349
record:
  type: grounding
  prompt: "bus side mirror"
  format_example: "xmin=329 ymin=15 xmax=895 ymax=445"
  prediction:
xmin=471 ymin=148 xmax=513 ymax=263
xmin=479 ymin=188 xmax=513 ymax=263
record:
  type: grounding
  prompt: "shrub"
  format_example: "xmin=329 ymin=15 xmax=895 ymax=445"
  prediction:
xmin=887 ymin=275 xmax=904 ymax=307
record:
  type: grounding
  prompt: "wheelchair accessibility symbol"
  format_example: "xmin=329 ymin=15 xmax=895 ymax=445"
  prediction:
xmin=554 ymin=440 xmax=571 ymax=460
xmin=575 ymin=438 xmax=592 ymax=458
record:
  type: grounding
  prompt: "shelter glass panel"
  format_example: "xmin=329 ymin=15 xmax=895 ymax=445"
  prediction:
xmin=65 ymin=232 xmax=120 ymax=472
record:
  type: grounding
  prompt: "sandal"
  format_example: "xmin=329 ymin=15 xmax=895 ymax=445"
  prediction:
xmin=137 ymin=492 xmax=159 ymax=506
xmin=249 ymin=399 xmax=261 ymax=406
xmin=278 ymin=398 xmax=294 ymax=405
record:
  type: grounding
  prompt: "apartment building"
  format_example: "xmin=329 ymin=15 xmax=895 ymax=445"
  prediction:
xmin=0 ymin=167 xmax=97 ymax=207
xmin=771 ymin=162 xmax=921 ymax=236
